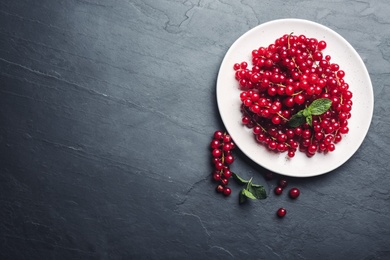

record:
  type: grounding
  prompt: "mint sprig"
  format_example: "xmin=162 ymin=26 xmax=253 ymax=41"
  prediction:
xmin=288 ymin=98 xmax=332 ymax=127
xmin=232 ymin=173 xmax=267 ymax=204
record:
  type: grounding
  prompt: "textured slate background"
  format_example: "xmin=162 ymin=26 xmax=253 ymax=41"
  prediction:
xmin=1 ymin=0 xmax=389 ymax=259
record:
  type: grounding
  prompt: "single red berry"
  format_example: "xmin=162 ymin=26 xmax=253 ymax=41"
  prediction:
xmin=213 ymin=131 xmax=224 ymax=140
xmin=277 ymin=208 xmax=287 ymax=218
xmin=240 ymin=61 xmax=248 ymax=69
xmin=213 ymin=173 xmax=221 ymax=181
xmin=223 ymin=169 xmax=232 ymax=179
xmin=216 ymin=185 xmax=224 ymax=193
xmin=214 ymin=161 xmax=224 ymax=170
xmin=233 ymin=63 xmax=241 ymax=70
xmin=224 ymin=154 xmax=234 ymax=164
xmin=220 ymin=178 xmax=229 ymax=186
xmin=265 ymin=172 xmax=274 ymax=180
xmin=274 ymin=186 xmax=283 ymax=195
xmin=210 ymin=139 xmax=220 ymax=149
xmin=223 ymin=187 xmax=232 ymax=196
xmin=289 ymin=188 xmax=300 ymax=199
xmin=222 ymin=143 xmax=232 ymax=152
xmin=223 ymin=134 xmax=232 ymax=143
xmin=212 ymin=149 xmax=222 ymax=158
xmin=278 ymin=179 xmax=288 ymax=188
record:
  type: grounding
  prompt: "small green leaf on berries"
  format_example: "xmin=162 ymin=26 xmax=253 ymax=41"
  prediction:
xmin=302 ymin=108 xmax=311 ymax=117
xmin=308 ymin=98 xmax=332 ymax=115
xmin=232 ymin=172 xmax=249 ymax=185
xmin=289 ymin=98 xmax=332 ymax=127
xmin=288 ymin=112 xmax=305 ymax=127
xmin=306 ymin=114 xmax=313 ymax=126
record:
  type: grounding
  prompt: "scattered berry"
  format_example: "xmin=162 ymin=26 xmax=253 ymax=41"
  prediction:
xmin=278 ymin=179 xmax=288 ymax=188
xmin=216 ymin=185 xmax=224 ymax=193
xmin=274 ymin=186 xmax=283 ymax=195
xmin=264 ymin=172 xmax=275 ymax=180
xmin=277 ymin=208 xmax=287 ymax=218
xmin=289 ymin=188 xmax=300 ymax=199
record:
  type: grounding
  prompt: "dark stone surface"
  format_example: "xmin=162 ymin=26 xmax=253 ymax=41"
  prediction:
xmin=1 ymin=0 xmax=389 ymax=259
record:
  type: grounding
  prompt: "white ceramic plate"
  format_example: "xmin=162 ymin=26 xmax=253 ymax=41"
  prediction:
xmin=216 ymin=18 xmax=374 ymax=177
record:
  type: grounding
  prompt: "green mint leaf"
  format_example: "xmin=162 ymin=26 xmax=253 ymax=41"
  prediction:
xmin=306 ymin=114 xmax=313 ymax=126
xmin=302 ymin=108 xmax=311 ymax=117
xmin=288 ymin=111 xmax=306 ymax=127
xmin=239 ymin=189 xmax=247 ymax=204
xmin=308 ymin=98 xmax=332 ymax=115
xmin=248 ymin=185 xmax=267 ymax=200
xmin=232 ymin=172 xmax=249 ymax=185
xmin=242 ymin=188 xmax=257 ymax=200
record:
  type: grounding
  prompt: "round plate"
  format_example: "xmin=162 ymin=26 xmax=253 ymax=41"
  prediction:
xmin=216 ymin=19 xmax=374 ymax=177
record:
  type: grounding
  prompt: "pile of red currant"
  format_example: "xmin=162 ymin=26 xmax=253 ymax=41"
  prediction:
xmin=234 ymin=33 xmax=353 ymax=157
xmin=210 ymin=130 xmax=235 ymax=196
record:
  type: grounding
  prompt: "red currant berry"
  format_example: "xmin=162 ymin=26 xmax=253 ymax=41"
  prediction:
xmin=278 ymin=179 xmax=288 ymax=188
xmin=220 ymin=178 xmax=229 ymax=186
xmin=213 ymin=173 xmax=221 ymax=181
xmin=223 ymin=187 xmax=232 ymax=196
xmin=327 ymin=143 xmax=336 ymax=152
xmin=212 ymin=149 xmax=222 ymax=158
xmin=222 ymin=143 xmax=232 ymax=152
xmin=210 ymin=139 xmax=220 ymax=149
xmin=265 ymin=172 xmax=275 ymax=180
xmin=318 ymin=40 xmax=327 ymax=50
xmin=287 ymin=149 xmax=295 ymax=158
xmin=289 ymin=188 xmax=300 ymax=199
xmin=233 ymin=63 xmax=241 ymax=70
xmin=223 ymin=168 xmax=232 ymax=179
xmin=277 ymin=208 xmax=287 ymax=218
xmin=214 ymin=161 xmax=224 ymax=170
xmin=240 ymin=62 xmax=248 ymax=69
xmin=294 ymin=94 xmax=305 ymax=105
xmin=213 ymin=131 xmax=224 ymax=140
xmin=223 ymin=134 xmax=232 ymax=143
xmin=216 ymin=185 xmax=224 ymax=193
xmin=224 ymin=154 xmax=234 ymax=164
xmin=274 ymin=186 xmax=283 ymax=195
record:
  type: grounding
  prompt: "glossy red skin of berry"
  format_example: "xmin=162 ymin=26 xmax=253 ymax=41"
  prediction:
xmin=216 ymin=185 xmax=224 ymax=193
xmin=220 ymin=178 xmax=229 ymax=186
xmin=213 ymin=173 xmax=221 ymax=181
xmin=224 ymin=154 xmax=234 ymax=164
xmin=222 ymin=143 xmax=232 ymax=152
xmin=213 ymin=131 xmax=224 ymax=140
xmin=210 ymin=139 xmax=220 ymax=149
xmin=274 ymin=186 xmax=283 ymax=195
xmin=277 ymin=208 xmax=287 ymax=218
xmin=212 ymin=149 xmax=222 ymax=158
xmin=223 ymin=187 xmax=232 ymax=196
xmin=223 ymin=134 xmax=232 ymax=143
xmin=278 ymin=179 xmax=288 ymax=188
xmin=289 ymin=188 xmax=300 ymax=199
xmin=223 ymin=169 xmax=232 ymax=179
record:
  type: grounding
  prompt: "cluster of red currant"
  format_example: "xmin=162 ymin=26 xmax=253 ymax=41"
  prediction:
xmin=210 ymin=130 xmax=235 ymax=196
xmin=234 ymin=33 xmax=352 ymax=157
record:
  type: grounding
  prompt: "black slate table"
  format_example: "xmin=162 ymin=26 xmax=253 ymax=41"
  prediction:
xmin=1 ymin=1 xmax=389 ymax=259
